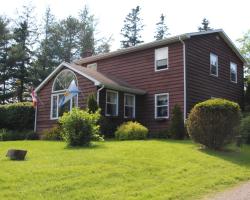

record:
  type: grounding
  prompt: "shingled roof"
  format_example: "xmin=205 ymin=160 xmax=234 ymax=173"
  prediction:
xmin=35 ymin=62 xmax=146 ymax=95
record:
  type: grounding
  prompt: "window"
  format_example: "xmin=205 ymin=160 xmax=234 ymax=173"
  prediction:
xmin=87 ymin=63 xmax=97 ymax=70
xmin=124 ymin=94 xmax=135 ymax=118
xmin=210 ymin=53 xmax=218 ymax=76
xmin=106 ymin=90 xmax=118 ymax=116
xmin=51 ymin=69 xmax=78 ymax=119
xmin=230 ymin=62 xmax=237 ymax=83
xmin=155 ymin=47 xmax=168 ymax=71
xmin=155 ymin=93 xmax=169 ymax=118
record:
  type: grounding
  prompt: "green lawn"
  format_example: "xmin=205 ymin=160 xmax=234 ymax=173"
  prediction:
xmin=0 ymin=140 xmax=250 ymax=200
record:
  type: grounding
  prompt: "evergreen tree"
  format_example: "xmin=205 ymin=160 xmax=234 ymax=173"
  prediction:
xmin=198 ymin=18 xmax=213 ymax=32
xmin=238 ymin=30 xmax=250 ymax=70
xmin=169 ymin=104 xmax=185 ymax=139
xmin=10 ymin=4 xmax=38 ymax=102
xmin=0 ymin=16 xmax=13 ymax=104
xmin=120 ymin=6 xmax=144 ymax=48
xmin=154 ymin=14 xmax=169 ymax=40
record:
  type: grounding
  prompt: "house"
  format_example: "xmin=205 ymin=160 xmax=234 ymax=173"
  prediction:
xmin=34 ymin=29 xmax=246 ymax=135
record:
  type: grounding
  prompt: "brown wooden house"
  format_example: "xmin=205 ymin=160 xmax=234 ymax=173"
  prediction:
xmin=34 ymin=29 xmax=246 ymax=135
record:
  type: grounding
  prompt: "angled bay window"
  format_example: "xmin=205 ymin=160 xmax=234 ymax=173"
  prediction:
xmin=51 ymin=69 xmax=78 ymax=119
xmin=106 ymin=90 xmax=118 ymax=116
xmin=124 ymin=94 xmax=135 ymax=118
xmin=155 ymin=93 xmax=169 ymax=119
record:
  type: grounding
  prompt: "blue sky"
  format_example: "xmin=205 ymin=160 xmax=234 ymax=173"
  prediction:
xmin=1 ymin=0 xmax=250 ymax=50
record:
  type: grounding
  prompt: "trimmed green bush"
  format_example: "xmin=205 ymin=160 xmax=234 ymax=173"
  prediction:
xmin=169 ymin=104 xmax=185 ymax=139
xmin=41 ymin=125 xmax=62 ymax=141
xmin=0 ymin=102 xmax=34 ymax=130
xmin=59 ymin=108 xmax=103 ymax=146
xmin=0 ymin=129 xmax=38 ymax=141
xmin=239 ymin=116 xmax=250 ymax=144
xmin=186 ymin=98 xmax=241 ymax=150
xmin=87 ymin=93 xmax=99 ymax=113
xmin=115 ymin=121 xmax=148 ymax=140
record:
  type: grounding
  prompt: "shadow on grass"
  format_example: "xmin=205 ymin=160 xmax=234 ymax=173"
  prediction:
xmin=64 ymin=142 xmax=106 ymax=151
xmin=199 ymin=145 xmax=250 ymax=167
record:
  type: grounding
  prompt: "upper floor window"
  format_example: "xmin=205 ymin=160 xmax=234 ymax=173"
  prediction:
xmin=51 ymin=69 xmax=78 ymax=119
xmin=210 ymin=53 xmax=218 ymax=77
xmin=124 ymin=94 xmax=135 ymax=118
xmin=106 ymin=90 xmax=118 ymax=116
xmin=155 ymin=93 xmax=169 ymax=119
xmin=155 ymin=47 xmax=168 ymax=71
xmin=230 ymin=62 xmax=237 ymax=83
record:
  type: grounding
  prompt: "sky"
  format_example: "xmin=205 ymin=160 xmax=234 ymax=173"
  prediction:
xmin=1 ymin=0 xmax=250 ymax=50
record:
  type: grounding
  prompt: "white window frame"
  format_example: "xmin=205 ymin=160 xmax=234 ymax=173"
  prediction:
xmin=124 ymin=93 xmax=135 ymax=118
xmin=154 ymin=93 xmax=169 ymax=119
xmin=50 ymin=93 xmax=78 ymax=120
xmin=230 ymin=62 xmax=237 ymax=83
xmin=210 ymin=53 xmax=218 ymax=77
xmin=155 ymin=47 xmax=169 ymax=72
xmin=50 ymin=69 xmax=78 ymax=120
xmin=105 ymin=90 xmax=119 ymax=116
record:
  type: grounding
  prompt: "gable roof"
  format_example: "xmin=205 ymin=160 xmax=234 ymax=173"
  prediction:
xmin=74 ymin=29 xmax=247 ymax=65
xmin=35 ymin=62 xmax=146 ymax=95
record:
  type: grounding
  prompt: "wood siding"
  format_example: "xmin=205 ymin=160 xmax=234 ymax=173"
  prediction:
xmin=186 ymin=33 xmax=244 ymax=113
xmin=83 ymin=42 xmax=184 ymax=133
xmin=36 ymin=68 xmax=97 ymax=133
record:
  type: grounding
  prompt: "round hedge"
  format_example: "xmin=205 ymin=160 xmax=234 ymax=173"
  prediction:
xmin=186 ymin=98 xmax=241 ymax=150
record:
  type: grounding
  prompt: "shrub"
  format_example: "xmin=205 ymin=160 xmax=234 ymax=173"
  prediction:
xmin=115 ymin=121 xmax=148 ymax=140
xmin=59 ymin=108 xmax=103 ymax=146
xmin=186 ymin=98 xmax=241 ymax=150
xmin=99 ymin=117 xmax=118 ymax=138
xmin=239 ymin=116 xmax=250 ymax=144
xmin=0 ymin=129 xmax=38 ymax=141
xmin=169 ymin=104 xmax=185 ymax=139
xmin=87 ymin=93 xmax=99 ymax=113
xmin=41 ymin=125 xmax=62 ymax=141
xmin=148 ymin=129 xmax=170 ymax=139
xmin=0 ymin=102 xmax=34 ymax=131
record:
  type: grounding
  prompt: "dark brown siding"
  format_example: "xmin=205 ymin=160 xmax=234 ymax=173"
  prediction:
xmin=36 ymin=69 xmax=97 ymax=133
xmin=186 ymin=33 xmax=244 ymax=113
xmin=84 ymin=42 xmax=184 ymax=133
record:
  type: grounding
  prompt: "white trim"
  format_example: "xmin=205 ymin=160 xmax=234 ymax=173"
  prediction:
xmin=105 ymin=89 xmax=119 ymax=116
xmin=210 ymin=53 xmax=218 ymax=77
xmin=124 ymin=93 xmax=136 ymax=118
xmin=154 ymin=93 xmax=169 ymax=119
xmin=35 ymin=62 xmax=101 ymax=93
xmin=97 ymin=85 xmax=105 ymax=106
xmin=154 ymin=47 xmax=169 ymax=72
xmin=230 ymin=62 xmax=237 ymax=83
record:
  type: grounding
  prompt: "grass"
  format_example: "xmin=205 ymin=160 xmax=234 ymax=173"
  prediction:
xmin=0 ymin=140 xmax=250 ymax=200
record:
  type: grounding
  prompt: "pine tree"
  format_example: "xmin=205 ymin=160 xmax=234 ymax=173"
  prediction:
xmin=10 ymin=4 xmax=38 ymax=102
xmin=120 ymin=6 xmax=144 ymax=48
xmin=0 ymin=16 xmax=13 ymax=104
xmin=154 ymin=14 xmax=169 ymax=40
xmin=198 ymin=18 xmax=213 ymax=32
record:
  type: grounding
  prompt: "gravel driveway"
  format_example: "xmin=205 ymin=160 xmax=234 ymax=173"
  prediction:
xmin=203 ymin=182 xmax=250 ymax=200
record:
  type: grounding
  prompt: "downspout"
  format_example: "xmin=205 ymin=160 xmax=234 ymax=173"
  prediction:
xmin=34 ymin=95 xmax=38 ymax=132
xmin=179 ymin=36 xmax=187 ymax=121
xmin=97 ymin=84 xmax=105 ymax=106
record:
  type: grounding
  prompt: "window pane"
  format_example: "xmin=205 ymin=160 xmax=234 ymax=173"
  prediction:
xmin=210 ymin=65 xmax=217 ymax=75
xmin=157 ymin=95 xmax=168 ymax=106
xmin=72 ymin=95 xmax=78 ymax=107
xmin=125 ymin=95 xmax=134 ymax=106
xmin=156 ymin=59 xmax=168 ymax=67
xmin=58 ymin=94 xmax=70 ymax=117
xmin=125 ymin=106 xmax=134 ymax=118
xmin=107 ymin=91 xmax=117 ymax=103
xmin=155 ymin=47 xmax=168 ymax=60
xmin=230 ymin=63 xmax=237 ymax=82
xmin=52 ymin=96 xmax=57 ymax=118
xmin=157 ymin=106 xmax=168 ymax=117
xmin=107 ymin=103 xmax=117 ymax=116
xmin=210 ymin=54 xmax=218 ymax=66
xmin=53 ymin=70 xmax=77 ymax=91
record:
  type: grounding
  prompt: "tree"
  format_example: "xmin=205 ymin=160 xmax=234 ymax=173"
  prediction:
xmin=169 ymin=104 xmax=185 ymax=139
xmin=154 ymin=14 xmax=169 ymax=40
xmin=238 ymin=30 xmax=250 ymax=72
xmin=10 ymin=4 xmax=38 ymax=102
xmin=0 ymin=16 xmax=13 ymax=104
xmin=198 ymin=18 xmax=213 ymax=32
xmin=120 ymin=6 xmax=144 ymax=48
